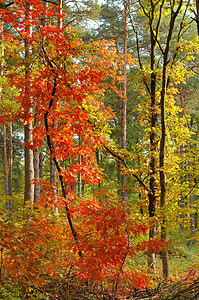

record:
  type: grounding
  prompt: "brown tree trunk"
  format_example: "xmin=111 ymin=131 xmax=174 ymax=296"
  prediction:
xmin=8 ymin=121 xmax=12 ymax=197
xmin=3 ymin=124 xmax=8 ymax=197
xmin=196 ymin=0 xmax=199 ymax=35
xmin=121 ymin=0 xmax=128 ymax=203
xmin=78 ymin=135 xmax=82 ymax=197
xmin=0 ymin=21 xmax=9 ymax=200
xmin=33 ymin=117 xmax=41 ymax=202
xmin=159 ymin=62 xmax=168 ymax=280
xmin=148 ymin=7 xmax=157 ymax=272
xmin=178 ymin=87 xmax=186 ymax=230
xmin=24 ymin=2 xmax=34 ymax=205
xmin=58 ymin=0 xmax=62 ymax=29
xmin=179 ymin=87 xmax=196 ymax=236
xmin=71 ymin=157 xmax=76 ymax=196
xmin=49 ymin=0 xmax=63 ymax=200
xmin=159 ymin=4 xmax=182 ymax=278
xmin=7 ymin=121 xmax=13 ymax=211
xmin=189 ymin=166 xmax=196 ymax=237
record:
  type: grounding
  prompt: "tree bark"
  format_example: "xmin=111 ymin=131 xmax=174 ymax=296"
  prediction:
xmin=196 ymin=0 xmax=199 ymax=35
xmin=3 ymin=124 xmax=9 ymax=197
xmin=33 ymin=117 xmax=41 ymax=202
xmin=0 ymin=21 xmax=9 ymax=200
xmin=8 ymin=121 xmax=12 ymax=197
xmin=78 ymin=135 xmax=82 ymax=197
xmin=121 ymin=0 xmax=128 ymax=203
xmin=6 ymin=121 xmax=13 ymax=211
xmin=58 ymin=0 xmax=62 ymax=29
xmin=148 ymin=4 xmax=157 ymax=272
xmin=178 ymin=87 xmax=186 ymax=230
xmin=159 ymin=62 xmax=168 ymax=280
xmin=24 ymin=2 xmax=34 ymax=205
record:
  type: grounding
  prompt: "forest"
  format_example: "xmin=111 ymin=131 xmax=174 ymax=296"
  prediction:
xmin=0 ymin=0 xmax=198 ymax=299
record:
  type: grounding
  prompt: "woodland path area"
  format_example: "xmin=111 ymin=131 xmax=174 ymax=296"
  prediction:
xmin=31 ymin=276 xmax=199 ymax=300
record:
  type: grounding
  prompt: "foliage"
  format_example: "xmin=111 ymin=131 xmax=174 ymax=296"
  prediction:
xmin=0 ymin=0 xmax=198 ymax=296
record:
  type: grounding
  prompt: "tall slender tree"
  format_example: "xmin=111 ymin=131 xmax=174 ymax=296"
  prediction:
xmin=24 ymin=2 xmax=34 ymax=204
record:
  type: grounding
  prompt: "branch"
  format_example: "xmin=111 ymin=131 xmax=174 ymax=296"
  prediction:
xmin=0 ymin=2 xmax=14 ymax=9
xmin=41 ymin=0 xmax=57 ymax=5
xmin=104 ymin=145 xmax=150 ymax=193
xmin=184 ymin=179 xmax=199 ymax=199
xmin=138 ymin=0 xmax=150 ymax=19
xmin=63 ymin=18 xmax=76 ymax=28
xmin=43 ymin=57 xmax=82 ymax=258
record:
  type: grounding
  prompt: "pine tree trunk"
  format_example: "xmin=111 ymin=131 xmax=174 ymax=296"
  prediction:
xmin=179 ymin=87 xmax=196 ymax=236
xmin=58 ymin=0 xmax=62 ymax=29
xmin=71 ymin=157 xmax=76 ymax=196
xmin=189 ymin=168 xmax=196 ymax=237
xmin=178 ymin=87 xmax=186 ymax=230
xmin=78 ymin=135 xmax=82 ymax=197
xmin=33 ymin=116 xmax=41 ymax=202
xmin=49 ymin=0 xmax=63 ymax=200
xmin=3 ymin=124 xmax=9 ymax=197
xmin=24 ymin=2 xmax=34 ymax=204
xmin=121 ymin=0 xmax=128 ymax=203
xmin=8 ymin=121 xmax=12 ymax=197
xmin=0 ymin=22 xmax=9 ymax=200
xmin=7 ymin=121 xmax=13 ymax=211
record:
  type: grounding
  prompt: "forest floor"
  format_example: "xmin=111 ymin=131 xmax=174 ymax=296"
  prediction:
xmin=1 ymin=274 xmax=199 ymax=299
xmin=33 ymin=275 xmax=199 ymax=300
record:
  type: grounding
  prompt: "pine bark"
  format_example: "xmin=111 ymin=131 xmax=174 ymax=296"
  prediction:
xmin=121 ymin=0 xmax=128 ymax=203
xmin=6 ymin=121 xmax=13 ymax=211
xmin=178 ymin=88 xmax=186 ymax=230
xmin=179 ymin=88 xmax=196 ymax=236
xmin=24 ymin=2 xmax=34 ymax=204
xmin=49 ymin=0 xmax=63 ymax=199
xmin=0 ymin=22 xmax=9 ymax=201
xmin=33 ymin=117 xmax=41 ymax=202
xmin=8 ymin=122 xmax=12 ymax=197
xmin=3 ymin=124 xmax=9 ymax=197
xmin=78 ymin=135 xmax=82 ymax=197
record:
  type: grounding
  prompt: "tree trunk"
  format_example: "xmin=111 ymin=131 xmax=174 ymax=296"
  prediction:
xmin=49 ymin=0 xmax=63 ymax=199
xmin=24 ymin=2 xmax=34 ymax=204
xmin=159 ymin=62 xmax=168 ymax=280
xmin=3 ymin=124 xmax=9 ymax=197
xmin=179 ymin=87 xmax=196 ymax=236
xmin=196 ymin=0 xmax=199 ymax=35
xmin=58 ymin=0 xmax=62 ymax=29
xmin=148 ymin=9 xmax=157 ymax=273
xmin=120 ymin=0 xmax=128 ymax=203
xmin=8 ymin=121 xmax=12 ymax=197
xmin=179 ymin=144 xmax=185 ymax=230
xmin=71 ymin=157 xmax=76 ymax=196
xmin=7 ymin=121 xmax=13 ymax=211
xmin=188 ymin=166 xmax=196 ymax=237
xmin=0 ymin=21 xmax=9 ymax=200
xmin=78 ymin=135 xmax=82 ymax=197
xmin=33 ymin=117 xmax=41 ymax=202
xmin=178 ymin=87 xmax=186 ymax=230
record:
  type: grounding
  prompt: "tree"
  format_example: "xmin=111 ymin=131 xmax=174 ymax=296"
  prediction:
xmin=97 ymin=0 xmax=199 ymax=278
